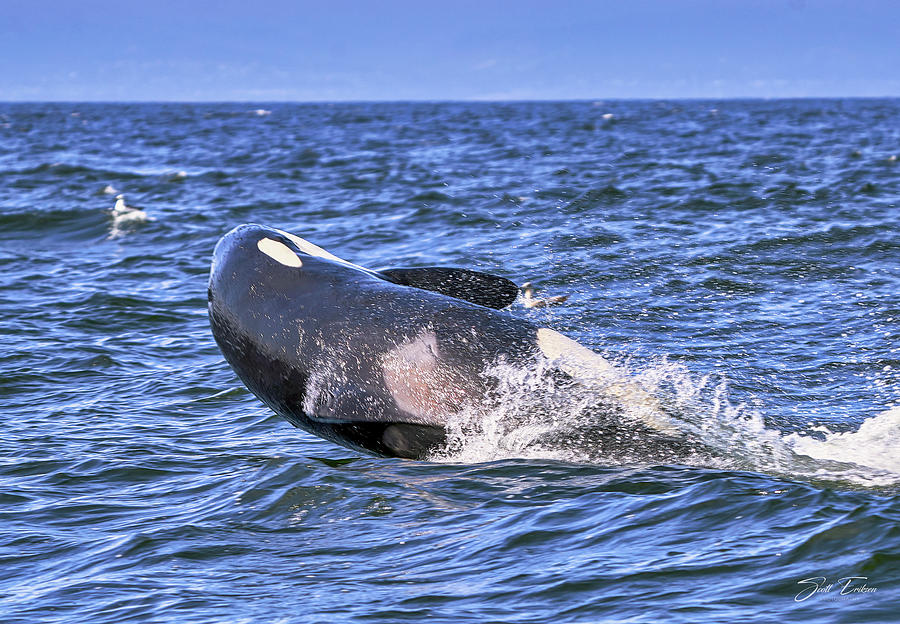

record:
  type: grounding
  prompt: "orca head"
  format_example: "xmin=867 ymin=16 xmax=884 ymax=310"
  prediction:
xmin=212 ymin=220 xmax=362 ymax=277
xmin=209 ymin=222 xmax=368 ymax=304
xmin=207 ymin=223 xmax=374 ymax=362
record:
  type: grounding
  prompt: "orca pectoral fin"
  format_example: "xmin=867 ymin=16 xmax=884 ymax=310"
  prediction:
xmin=379 ymin=267 xmax=519 ymax=309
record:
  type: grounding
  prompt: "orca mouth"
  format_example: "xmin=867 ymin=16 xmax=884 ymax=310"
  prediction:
xmin=381 ymin=423 xmax=448 ymax=459
xmin=318 ymin=421 xmax=448 ymax=460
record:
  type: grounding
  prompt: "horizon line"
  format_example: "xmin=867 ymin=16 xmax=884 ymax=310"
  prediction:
xmin=2 ymin=95 xmax=900 ymax=105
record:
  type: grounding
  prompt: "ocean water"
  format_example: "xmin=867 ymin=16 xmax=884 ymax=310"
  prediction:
xmin=1 ymin=100 xmax=898 ymax=622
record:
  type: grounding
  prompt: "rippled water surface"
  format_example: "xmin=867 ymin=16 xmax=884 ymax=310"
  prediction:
xmin=1 ymin=101 xmax=898 ymax=622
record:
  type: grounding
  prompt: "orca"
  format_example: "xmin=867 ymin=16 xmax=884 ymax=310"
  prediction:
xmin=208 ymin=224 xmax=679 ymax=459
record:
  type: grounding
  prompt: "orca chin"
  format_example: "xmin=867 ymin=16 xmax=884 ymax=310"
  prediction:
xmin=208 ymin=224 xmax=680 ymax=459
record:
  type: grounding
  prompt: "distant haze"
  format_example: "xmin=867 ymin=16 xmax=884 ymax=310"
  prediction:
xmin=2 ymin=0 xmax=898 ymax=101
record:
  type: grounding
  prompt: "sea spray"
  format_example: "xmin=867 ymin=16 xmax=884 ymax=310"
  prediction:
xmin=434 ymin=351 xmax=900 ymax=487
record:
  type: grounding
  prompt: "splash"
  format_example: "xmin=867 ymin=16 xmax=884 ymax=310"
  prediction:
xmin=783 ymin=406 xmax=900 ymax=480
xmin=430 ymin=350 xmax=900 ymax=489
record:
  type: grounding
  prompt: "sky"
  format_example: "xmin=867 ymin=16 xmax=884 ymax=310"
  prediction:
xmin=1 ymin=0 xmax=898 ymax=101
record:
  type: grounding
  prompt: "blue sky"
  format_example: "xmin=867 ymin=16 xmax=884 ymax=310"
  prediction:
xmin=2 ymin=0 xmax=898 ymax=101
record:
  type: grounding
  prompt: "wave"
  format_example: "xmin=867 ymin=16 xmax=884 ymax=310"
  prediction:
xmin=0 ymin=162 xmax=207 ymax=183
xmin=0 ymin=162 xmax=146 ymax=180
xmin=0 ymin=207 xmax=110 ymax=241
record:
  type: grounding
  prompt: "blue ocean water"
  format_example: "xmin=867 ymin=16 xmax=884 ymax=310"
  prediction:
xmin=0 ymin=100 xmax=898 ymax=622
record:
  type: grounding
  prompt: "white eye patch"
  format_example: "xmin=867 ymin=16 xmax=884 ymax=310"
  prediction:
xmin=257 ymin=237 xmax=303 ymax=267
xmin=271 ymin=227 xmax=368 ymax=271
xmin=278 ymin=231 xmax=344 ymax=263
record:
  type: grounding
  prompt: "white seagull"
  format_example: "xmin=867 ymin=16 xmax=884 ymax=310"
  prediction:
xmin=521 ymin=282 xmax=569 ymax=309
xmin=112 ymin=194 xmax=147 ymax=222
xmin=108 ymin=194 xmax=152 ymax=239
